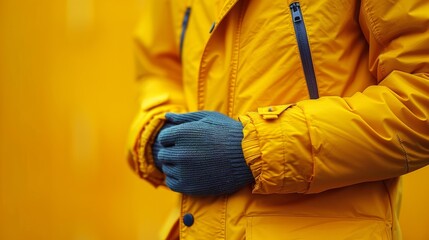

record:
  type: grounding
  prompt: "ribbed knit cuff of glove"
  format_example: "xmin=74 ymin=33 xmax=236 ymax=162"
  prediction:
xmin=225 ymin=122 xmax=256 ymax=192
xmin=156 ymin=111 xmax=255 ymax=196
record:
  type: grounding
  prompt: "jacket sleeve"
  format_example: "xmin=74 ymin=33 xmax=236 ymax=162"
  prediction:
xmin=127 ymin=0 xmax=187 ymax=187
xmin=239 ymin=0 xmax=429 ymax=194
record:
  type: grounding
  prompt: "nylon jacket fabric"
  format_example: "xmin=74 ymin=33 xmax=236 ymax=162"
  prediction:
xmin=127 ymin=0 xmax=429 ymax=239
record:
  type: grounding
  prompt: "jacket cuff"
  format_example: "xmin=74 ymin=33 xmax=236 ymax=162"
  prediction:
xmin=239 ymin=104 xmax=314 ymax=194
xmin=238 ymin=115 xmax=262 ymax=186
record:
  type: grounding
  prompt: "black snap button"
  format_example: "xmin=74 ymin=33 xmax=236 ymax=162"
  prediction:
xmin=183 ymin=213 xmax=194 ymax=227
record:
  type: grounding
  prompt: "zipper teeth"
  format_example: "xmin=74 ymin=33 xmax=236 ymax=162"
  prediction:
xmin=290 ymin=2 xmax=319 ymax=99
xmin=180 ymin=7 xmax=191 ymax=58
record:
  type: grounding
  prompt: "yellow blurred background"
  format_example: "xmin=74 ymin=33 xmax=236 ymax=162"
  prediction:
xmin=0 ymin=0 xmax=178 ymax=239
xmin=0 ymin=0 xmax=428 ymax=239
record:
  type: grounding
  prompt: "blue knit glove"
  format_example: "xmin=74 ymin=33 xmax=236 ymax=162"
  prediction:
xmin=152 ymin=122 xmax=175 ymax=172
xmin=156 ymin=111 xmax=254 ymax=196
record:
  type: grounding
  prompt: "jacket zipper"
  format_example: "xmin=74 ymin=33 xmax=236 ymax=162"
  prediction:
xmin=180 ymin=7 xmax=191 ymax=59
xmin=290 ymin=2 xmax=319 ymax=99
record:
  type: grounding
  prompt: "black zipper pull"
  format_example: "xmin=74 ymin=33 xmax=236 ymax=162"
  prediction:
xmin=291 ymin=2 xmax=302 ymax=23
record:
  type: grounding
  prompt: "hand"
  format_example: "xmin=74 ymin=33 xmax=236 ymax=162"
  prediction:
xmin=156 ymin=111 xmax=254 ymax=196
xmin=152 ymin=122 xmax=175 ymax=172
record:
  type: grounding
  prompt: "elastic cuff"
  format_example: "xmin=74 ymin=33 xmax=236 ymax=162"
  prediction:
xmin=239 ymin=105 xmax=313 ymax=194
xmin=137 ymin=112 xmax=168 ymax=186
xmin=238 ymin=114 xmax=262 ymax=182
xmin=130 ymin=105 xmax=186 ymax=187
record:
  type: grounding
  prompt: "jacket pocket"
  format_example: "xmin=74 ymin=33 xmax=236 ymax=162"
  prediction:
xmin=246 ymin=215 xmax=391 ymax=240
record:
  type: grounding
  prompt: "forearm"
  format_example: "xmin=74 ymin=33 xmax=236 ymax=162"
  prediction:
xmin=240 ymin=72 xmax=429 ymax=194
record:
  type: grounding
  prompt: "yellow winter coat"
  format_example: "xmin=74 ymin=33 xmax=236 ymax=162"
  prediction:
xmin=128 ymin=0 xmax=429 ymax=239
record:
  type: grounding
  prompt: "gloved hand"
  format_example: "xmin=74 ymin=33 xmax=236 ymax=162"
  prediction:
xmin=156 ymin=111 xmax=254 ymax=196
xmin=152 ymin=122 xmax=175 ymax=172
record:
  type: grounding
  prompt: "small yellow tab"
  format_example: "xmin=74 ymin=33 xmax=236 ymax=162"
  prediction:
xmin=258 ymin=104 xmax=295 ymax=120
xmin=262 ymin=115 xmax=279 ymax=120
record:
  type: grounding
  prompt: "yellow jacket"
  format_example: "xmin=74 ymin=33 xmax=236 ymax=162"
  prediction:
xmin=128 ymin=0 xmax=429 ymax=239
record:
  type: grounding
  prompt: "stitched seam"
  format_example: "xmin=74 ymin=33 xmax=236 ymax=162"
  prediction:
xmin=199 ymin=0 xmax=240 ymax=111
xmin=198 ymin=1 xmax=240 ymax=111
xmin=222 ymin=195 xmax=228 ymax=239
xmin=280 ymin=116 xmax=288 ymax=192
xmin=397 ymin=134 xmax=410 ymax=173
xmin=198 ymin=49 xmax=208 ymax=110
xmin=248 ymin=115 xmax=263 ymax=190
xmin=363 ymin=0 xmax=388 ymax=79
xmin=227 ymin=1 xmax=245 ymax=117
xmin=363 ymin=0 xmax=384 ymax=48
xmin=245 ymin=214 xmax=390 ymax=222
xmin=212 ymin=0 xmax=241 ymax=34
xmin=297 ymin=105 xmax=315 ymax=193
xmin=180 ymin=194 xmax=185 ymax=240
xmin=218 ymin=0 xmax=237 ymax=22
